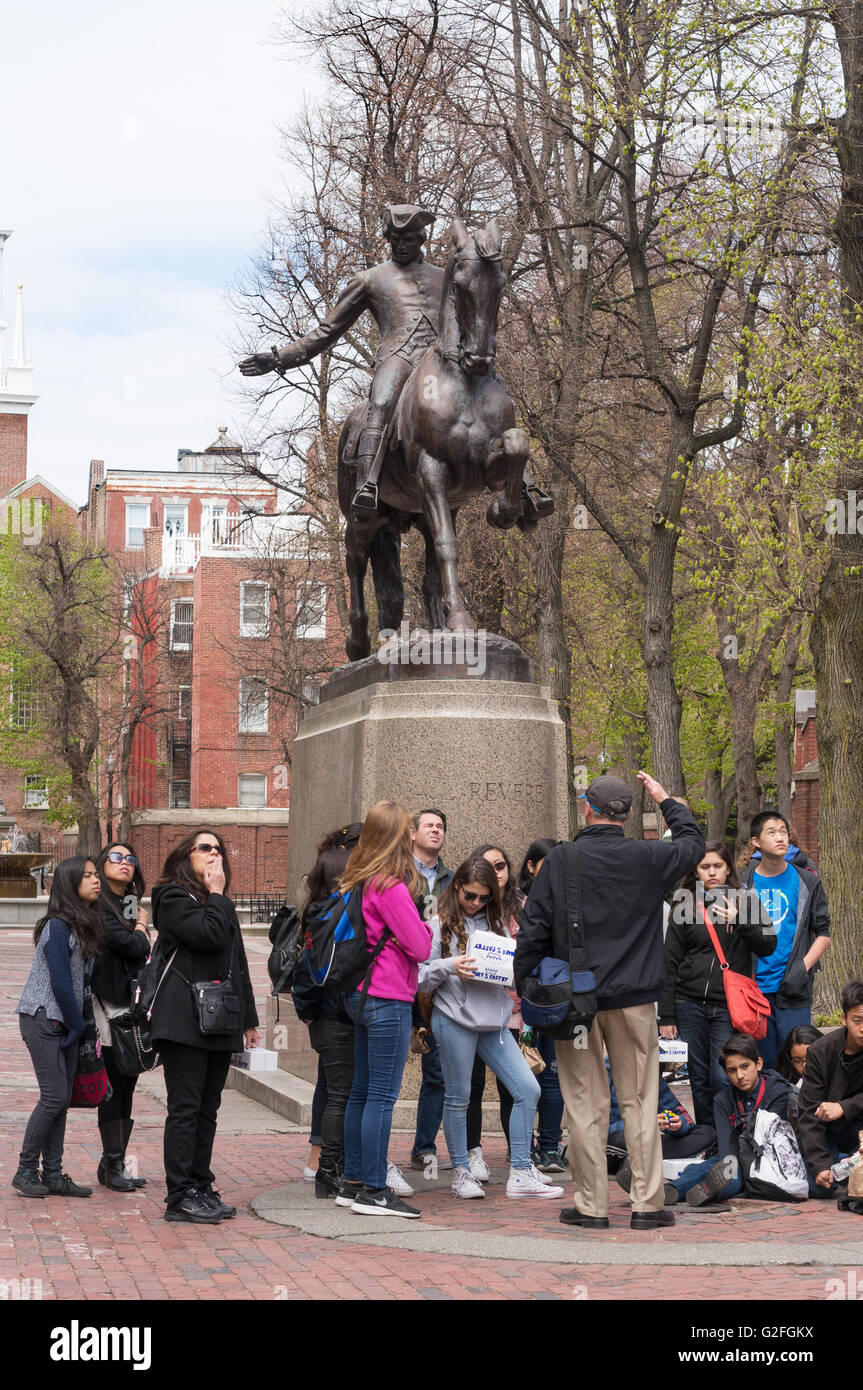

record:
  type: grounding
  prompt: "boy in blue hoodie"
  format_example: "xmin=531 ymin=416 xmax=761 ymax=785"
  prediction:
xmin=665 ymin=1033 xmax=792 ymax=1206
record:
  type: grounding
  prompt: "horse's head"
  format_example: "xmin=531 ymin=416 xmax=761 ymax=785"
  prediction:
xmin=448 ymin=218 xmax=506 ymax=376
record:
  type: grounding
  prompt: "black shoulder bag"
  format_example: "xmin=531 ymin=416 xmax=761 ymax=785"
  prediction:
xmin=173 ymin=929 xmax=242 ymax=1037
xmin=519 ymin=842 xmax=597 ymax=1039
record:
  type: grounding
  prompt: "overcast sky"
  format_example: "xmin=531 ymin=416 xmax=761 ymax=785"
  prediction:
xmin=0 ymin=0 xmax=314 ymax=504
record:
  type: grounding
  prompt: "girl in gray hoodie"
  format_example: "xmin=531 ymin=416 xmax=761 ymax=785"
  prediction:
xmin=419 ymin=855 xmax=564 ymax=1203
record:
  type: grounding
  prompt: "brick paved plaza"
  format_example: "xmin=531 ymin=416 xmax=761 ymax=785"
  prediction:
xmin=3 ymin=928 xmax=862 ymax=1305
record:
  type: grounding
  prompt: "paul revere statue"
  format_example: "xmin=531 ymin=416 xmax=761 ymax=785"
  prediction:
xmin=239 ymin=201 xmax=553 ymax=526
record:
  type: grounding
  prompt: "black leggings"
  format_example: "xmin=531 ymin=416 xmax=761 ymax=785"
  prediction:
xmin=98 ymin=1045 xmax=139 ymax=1123
xmin=308 ymin=1017 xmax=355 ymax=1168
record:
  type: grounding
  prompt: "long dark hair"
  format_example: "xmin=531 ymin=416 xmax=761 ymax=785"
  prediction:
xmin=34 ymin=855 xmax=105 ymax=959
xmin=157 ymin=827 xmax=231 ymax=904
xmin=680 ymin=840 xmax=742 ymax=893
xmin=95 ymin=841 xmax=146 ymax=909
xmin=438 ymin=855 xmax=503 ymax=958
xmin=517 ymin=838 xmax=558 ymax=893
xmin=302 ymin=824 xmax=363 ymax=927
xmin=774 ymin=1025 xmax=822 ymax=1083
xmin=473 ymin=843 xmax=520 ymax=919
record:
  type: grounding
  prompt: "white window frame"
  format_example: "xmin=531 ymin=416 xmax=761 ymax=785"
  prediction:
xmin=10 ymin=680 xmax=39 ymax=730
xmin=125 ymin=502 xmax=151 ymax=550
xmin=170 ymin=598 xmax=194 ymax=651
xmin=164 ymin=503 xmax=188 ymax=539
xmin=238 ymin=678 xmax=268 ymax=734
xmin=240 ymin=581 xmax=270 ymax=637
xmin=24 ymin=776 xmax=49 ymax=809
xmin=237 ymin=773 xmax=267 ymax=808
xmin=296 ymin=583 xmax=327 ymax=639
xmin=178 ymin=686 xmax=191 ymax=718
xmin=203 ymin=503 xmax=228 ymax=544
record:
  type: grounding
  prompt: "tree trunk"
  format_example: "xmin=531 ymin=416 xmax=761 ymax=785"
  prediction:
xmin=642 ymin=513 xmax=685 ymax=795
xmin=621 ymin=722 xmax=648 ymax=840
xmin=704 ymin=767 xmax=736 ymax=843
xmin=809 ymin=1 xmax=863 ymax=1008
xmin=534 ymin=493 xmax=577 ymax=834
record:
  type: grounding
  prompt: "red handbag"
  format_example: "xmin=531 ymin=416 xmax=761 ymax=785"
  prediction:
xmin=702 ymin=906 xmax=771 ymax=1041
xmin=70 ymin=1066 xmax=110 ymax=1108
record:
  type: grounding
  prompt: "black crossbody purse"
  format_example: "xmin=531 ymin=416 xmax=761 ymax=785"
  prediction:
xmin=174 ymin=931 xmax=242 ymax=1037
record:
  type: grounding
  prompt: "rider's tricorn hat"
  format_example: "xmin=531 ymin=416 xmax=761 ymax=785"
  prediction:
xmin=382 ymin=204 xmax=436 ymax=237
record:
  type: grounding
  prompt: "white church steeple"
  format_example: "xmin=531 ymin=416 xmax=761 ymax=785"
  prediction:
xmin=0 ymin=230 xmax=37 ymax=404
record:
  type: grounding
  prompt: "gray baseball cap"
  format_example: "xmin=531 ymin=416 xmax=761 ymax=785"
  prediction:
xmin=585 ymin=775 xmax=632 ymax=816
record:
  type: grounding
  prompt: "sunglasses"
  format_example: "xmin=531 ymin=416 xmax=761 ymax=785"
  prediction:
xmin=107 ymin=852 xmax=138 ymax=866
xmin=192 ymin=843 xmax=221 ymax=855
xmin=488 ymin=860 xmax=506 ymax=872
xmin=460 ymin=889 xmax=491 ymax=905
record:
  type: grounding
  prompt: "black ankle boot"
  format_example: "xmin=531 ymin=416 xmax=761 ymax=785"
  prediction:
xmin=98 ymin=1121 xmax=137 ymax=1192
xmin=122 ymin=1118 xmax=147 ymax=1187
xmin=315 ymin=1163 xmax=343 ymax=1199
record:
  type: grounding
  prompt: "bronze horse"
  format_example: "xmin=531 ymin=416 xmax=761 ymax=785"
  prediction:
xmin=338 ymin=217 xmax=546 ymax=661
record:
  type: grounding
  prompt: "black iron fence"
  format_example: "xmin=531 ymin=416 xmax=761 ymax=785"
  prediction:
xmin=233 ymin=893 xmax=285 ymax=923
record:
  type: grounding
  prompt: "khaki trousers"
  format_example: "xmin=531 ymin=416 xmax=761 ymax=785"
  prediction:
xmin=555 ymin=1003 xmax=664 ymax=1216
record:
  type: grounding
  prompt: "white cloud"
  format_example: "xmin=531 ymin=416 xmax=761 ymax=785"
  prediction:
xmin=0 ymin=0 xmax=317 ymax=501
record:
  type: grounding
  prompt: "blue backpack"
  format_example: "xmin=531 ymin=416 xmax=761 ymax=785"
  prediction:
xmin=300 ymin=888 xmax=391 ymax=1019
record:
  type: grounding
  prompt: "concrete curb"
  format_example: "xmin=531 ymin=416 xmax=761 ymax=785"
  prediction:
xmin=251 ymin=1181 xmax=863 ymax=1267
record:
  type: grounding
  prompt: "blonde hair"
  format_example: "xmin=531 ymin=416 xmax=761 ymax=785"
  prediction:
xmin=340 ymin=800 xmax=423 ymax=898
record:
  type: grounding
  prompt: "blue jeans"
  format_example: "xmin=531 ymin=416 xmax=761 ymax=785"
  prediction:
xmin=343 ymin=993 xmax=411 ymax=1189
xmin=536 ymin=1030 xmax=564 ymax=1150
xmin=411 ymin=1029 xmax=444 ymax=1159
xmin=760 ymin=997 xmax=811 ymax=1069
xmin=674 ymin=999 xmax=734 ymax=1127
xmin=672 ymin=1154 xmax=742 ymax=1202
xmin=433 ymin=1009 xmax=540 ymax=1171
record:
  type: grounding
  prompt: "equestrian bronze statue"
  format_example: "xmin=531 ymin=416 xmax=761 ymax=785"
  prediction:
xmin=239 ymin=203 xmax=553 ymax=660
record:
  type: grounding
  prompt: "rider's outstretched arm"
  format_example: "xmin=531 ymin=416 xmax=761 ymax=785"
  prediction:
xmin=275 ymin=273 xmax=370 ymax=371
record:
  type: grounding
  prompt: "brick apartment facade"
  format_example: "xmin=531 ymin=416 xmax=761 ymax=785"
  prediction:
xmin=81 ymin=429 xmax=343 ymax=893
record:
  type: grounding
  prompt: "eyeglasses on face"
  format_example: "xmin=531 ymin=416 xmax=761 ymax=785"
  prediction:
xmin=106 ymin=852 xmax=138 ymax=866
xmin=460 ymin=889 xmax=491 ymax=905
xmin=192 ymin=842 xmax=220 ymax=855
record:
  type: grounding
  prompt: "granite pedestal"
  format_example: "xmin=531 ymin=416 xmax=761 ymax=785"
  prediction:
xmin=284 ymin=640 xmax=569 ymax=903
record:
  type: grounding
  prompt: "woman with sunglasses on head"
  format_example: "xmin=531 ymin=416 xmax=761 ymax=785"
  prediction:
xmin=90 ymin=842 xmax=151 ymax=1192
xmin=13 ymin=857 xmax=105 ymax=1199
xmin=420 ymin=854 xmax=564 ymax=1202
xmin=149 ymin=829 xmax=259 ymax=1224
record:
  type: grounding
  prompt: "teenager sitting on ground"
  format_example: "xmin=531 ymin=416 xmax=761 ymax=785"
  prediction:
xmin=662 ymin=1033 xmax=793 ymax=1208
xmin=797 ymin=980 xmax=863 ymax=1202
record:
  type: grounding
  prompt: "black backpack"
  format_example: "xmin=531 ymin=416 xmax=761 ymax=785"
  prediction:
xmin=267 ymin=904 xmax=302 ymax=995
xmin=302 ymin=887 xmax=391 ymax=1021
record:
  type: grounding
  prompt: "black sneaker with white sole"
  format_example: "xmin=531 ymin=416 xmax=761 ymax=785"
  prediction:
xmin=350 ymin=1186 xmax=421 ymax=1218
xmin=685 ymin=1157 xmax=737 ymax=1207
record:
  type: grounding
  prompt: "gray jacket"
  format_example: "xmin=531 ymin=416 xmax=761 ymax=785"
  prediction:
xmin=16 ymin=922 xmax=85 ymax=1022
xmin=418 ymin=914 xmax=513 ymax=1033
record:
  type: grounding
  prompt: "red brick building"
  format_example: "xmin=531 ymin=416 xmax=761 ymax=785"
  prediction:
xmin=81 ymin=430 xmax=342 ymax=893
xmin=791 ymin=688 xmax=819 ymax=862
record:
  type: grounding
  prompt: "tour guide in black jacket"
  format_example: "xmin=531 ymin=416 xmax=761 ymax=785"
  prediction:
xmin=515 ymin=772 xmax=704 ymax=1230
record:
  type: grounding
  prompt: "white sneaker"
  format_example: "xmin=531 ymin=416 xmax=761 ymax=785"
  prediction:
xmin=530 ymin=1162 xmax=553 ymax=1186
xmin=467 ymin=1147 xmax=490 ymax=1182
xmin=506 ymin=1168 xmax=565 ymax=1199
xmin=302 ymin=1165 xmax=316 ymax=1183
xmin=386 ymin=1162 xmax=415 ymax=1197
xmin=451 ymin=1166 xmax=485 ymax=1199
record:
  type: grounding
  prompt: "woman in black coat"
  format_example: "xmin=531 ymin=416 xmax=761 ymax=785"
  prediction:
xmin=150 ymin=828 xmax=258 ymax=1224
xmin=91 ymin=842 xmax=151 ymax=1192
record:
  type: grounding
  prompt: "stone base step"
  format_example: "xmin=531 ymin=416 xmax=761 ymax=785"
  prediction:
xmin=225 ymin=1064 xmax=505 ymax=1131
